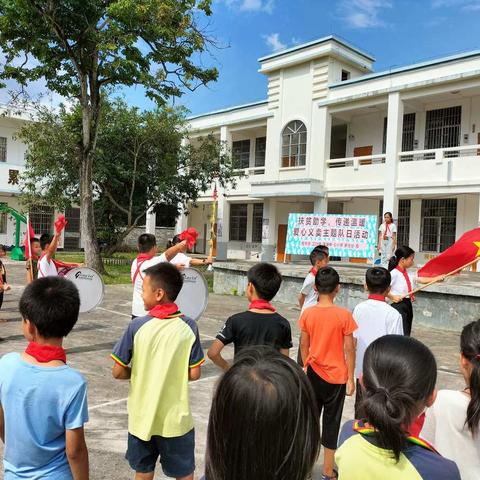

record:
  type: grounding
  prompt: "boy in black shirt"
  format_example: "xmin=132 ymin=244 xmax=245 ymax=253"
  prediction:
xmin=208 ymin=262 xmax=292 ymax=371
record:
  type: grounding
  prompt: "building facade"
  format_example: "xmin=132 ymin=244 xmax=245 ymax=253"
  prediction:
xmin=168 ymin=35 xmax=480 ymax=263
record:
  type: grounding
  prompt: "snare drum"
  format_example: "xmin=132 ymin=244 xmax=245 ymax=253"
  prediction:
xmin=64 ymin=267 xmax=105 ymax=313
xmin=175 ymin=268 xmax=209 ymax=321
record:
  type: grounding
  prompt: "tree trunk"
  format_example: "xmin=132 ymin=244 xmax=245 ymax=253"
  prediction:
xmin=79 ymin=151 xmax=105 ymax=273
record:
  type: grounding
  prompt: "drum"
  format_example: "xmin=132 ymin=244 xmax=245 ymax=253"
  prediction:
xmin=64 ymin=267 xmax=105 ymax=313
xmin=175 ymin=267 xmax=209 ymax=321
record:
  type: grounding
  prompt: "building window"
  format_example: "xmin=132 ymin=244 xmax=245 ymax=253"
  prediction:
xmin=232 ymin=140 xmax=250 ymax=169
xmin=382 ymin=113 xmax=416 ymax=156
xmin=420 ymin=198 xmax=457 ymax=253
xmin=229 ymin=204 xmax=248 ymax=241
xmin=252 ymin=204 xmax=263 ymax=243
xmin=0 ymin=203 xmax=7 ymax=234
xmin=281 ymin=120 xmax=307 ymax=168
xmin=341 ymin=70 xmax=350 ymax=81
xmin=425 ymin=106 xmax=461 ymax=150
xmin=254 ymin=137 xmax=266 ymax=167
xmin=65 ymin=207 xmax=80 ymax=233
xmin=30 ymin=205 xmax=54 ymax=236
xmin=0 ymin=137 xmax=7 ymax=162
xmin=397 ymin=200 xmax=411 ymax=247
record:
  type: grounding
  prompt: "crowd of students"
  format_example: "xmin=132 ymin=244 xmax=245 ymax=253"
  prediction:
xmin=0 ymin=233 xmax=478 ymax=480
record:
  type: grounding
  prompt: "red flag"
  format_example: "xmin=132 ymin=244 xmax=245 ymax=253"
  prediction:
xmin=23 ymin=220 xmax=36 ymax=260
xmin=179 ymin=227 xmax=199 ymax=249
xmin=54 ymin=214 xmax=67 ymax=234
xmin=417 ymin=227 xmax=480 ymax=277
xmin=213 ymin=183 xmax=218 ymax=202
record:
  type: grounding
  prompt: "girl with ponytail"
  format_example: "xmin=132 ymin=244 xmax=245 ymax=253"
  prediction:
xmin=336 ymin=335 xmax=460 ymax=479
xmin=421 ymin=319 xmax=480 ymax=480
xmin=387 ymin=246 xmax=444 ymax=336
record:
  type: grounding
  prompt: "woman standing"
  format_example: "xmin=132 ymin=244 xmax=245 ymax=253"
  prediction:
xmin=378 ymin=212 xmax=397 ymax=267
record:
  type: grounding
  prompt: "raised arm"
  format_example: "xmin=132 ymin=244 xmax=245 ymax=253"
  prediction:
xmin=45 ymin=232 xmax=61 ymax=262
xmin=163 ymin=240 xmax=188 ymax=262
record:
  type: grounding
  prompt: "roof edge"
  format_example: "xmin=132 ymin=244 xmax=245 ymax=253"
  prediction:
xmin=187 ymin=100 xmax=268 ymax=121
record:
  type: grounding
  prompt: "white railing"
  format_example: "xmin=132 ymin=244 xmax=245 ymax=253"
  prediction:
xmin=233 ymin=165 xmax=266 ymax=176
xmin=399 ymin=144 xmax=480 ymax=162
xmin=326 ymin=154 xmax=386 ymax=169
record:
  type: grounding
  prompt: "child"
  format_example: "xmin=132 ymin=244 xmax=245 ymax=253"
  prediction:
xmin=204 ymin=346 xmax=320 ymax=480
xmin=131 ymin=233 xmax=188 ymax=319
xmin=0 ymin=277 xmax=89 ymax=479
xmin=421 ymin=319 xmax=480 ymax=480
xmin=112 ymin=262 xmax=204 ymax=480
xmin=208 ymin=262 xmax=292 ymax=371
xmin=353 ymin=267 xmax=403 ymax=418
xmin=388 ymin=246 xmax=444 ymax=336
xmin=0 ymin=245 xmax=11 ymax=313
xmin=167 ymin=234 xmax=213 ymax=268
xmin=26 ymin=237 xmax=42 ymax=283
xmin=299 ymin=266 xmax=357 ymax=480
xmin=378 ymin=212 xmax=397 ymax=267
xmin=336 ymin=335 xmax=460 ymax=479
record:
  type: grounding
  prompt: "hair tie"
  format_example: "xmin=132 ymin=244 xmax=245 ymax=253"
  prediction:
xmin=475 ymin=354 xmax=480 ymax=360
xmin=375 ymin=386 xmax=391 ymax=401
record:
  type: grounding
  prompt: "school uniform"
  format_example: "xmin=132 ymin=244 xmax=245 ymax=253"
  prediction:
xmin=390 ymin=267 xmax=416 ymax=336
xmin=379 ymin=222 xmax=396 ymax=267
xmin=0 ymin=259 xmax=6 ymax=310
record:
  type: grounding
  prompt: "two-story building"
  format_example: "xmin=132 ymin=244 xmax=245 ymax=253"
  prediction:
xmin=167 ymin=35 xmax=480 ymax=263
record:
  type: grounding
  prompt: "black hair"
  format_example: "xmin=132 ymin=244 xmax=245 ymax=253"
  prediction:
xmin=361 ymin=335 xmax=437 ymax=461
xmin=316 ymin=244 xmax=329 ymax=255
xmin=366 ymin=267 xmax=391 ymax=294
xmin=205 ymin=346 xmax=320 ymax=480
xmin=460 ymin=320 xmax=480 ymax=436
xmin=384 ymin=212 xmax=393 ymax=220
xmin=143 ymin=262 xmax=183 ymax=301
xmin=247 ymin=262 xmax=282 ymax=301
xmin=138 ymin=233 xmax=156 ymax=253
xmin=0 ymin=244 xmax=6 ymax=252
xmin=19 ymin=277 xmax=80 ymax=338
xmin=30 ymin=237 xmax=40 ymax=245
xmin=314 ymin=266 xmax=340 ymax=294
xmin=39 ymin=233 xmax=53 ymax=250
xmin=166 ymin=234 xmax=181 ymax=249
xmin=388 ymin=246 xmax=415 ymax=272
xmin=309 ymin=247 xmax=328 ymax=266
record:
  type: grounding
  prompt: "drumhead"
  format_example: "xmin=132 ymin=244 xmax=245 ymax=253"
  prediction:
xmin=64 ymin=267 xmax=105 ymax=313
xmin=175 ymin=268 xmax=209 ymax=321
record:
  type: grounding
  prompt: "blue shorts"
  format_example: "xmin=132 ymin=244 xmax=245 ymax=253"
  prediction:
xmin=126 ymin=429 xmax=195 ymax=477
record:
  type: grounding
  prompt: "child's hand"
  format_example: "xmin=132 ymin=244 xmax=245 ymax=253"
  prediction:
xmin=175 ymin=263 xmax=186 ymax=271
xmin=390 ymin=295 xmax=403 ymax=303
xmin=2 ymin=284 xmax=10 ymax=292
xmin=346 ymin=378 xmax=355 ymax=396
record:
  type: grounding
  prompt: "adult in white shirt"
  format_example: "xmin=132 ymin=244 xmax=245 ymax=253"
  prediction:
xmin=421 ymin=320 xmax=480 ymax=480
xmin=378 ymin=212 xmax=397 ymax=268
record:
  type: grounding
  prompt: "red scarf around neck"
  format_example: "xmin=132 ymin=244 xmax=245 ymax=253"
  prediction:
xmin=249 ymin=300 xmax=276 ymax=312
xmin=383 ymin=222 xmax=391 ymax=240
xmin=310 ymin=267 xmax=318 ymax=276
xmin=25 ymin=342 xmax=66 ymax=363
xmin=149 ymin=303 xmax=181 ymax=319
xmin=396 ymin=266 xmax=415 ymax=301
xmin=368 ymin=294 xmax=386 ymax=302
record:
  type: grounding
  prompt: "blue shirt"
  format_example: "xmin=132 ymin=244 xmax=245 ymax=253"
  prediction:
xmin=0 ymin=352 xmax=89 ymax=479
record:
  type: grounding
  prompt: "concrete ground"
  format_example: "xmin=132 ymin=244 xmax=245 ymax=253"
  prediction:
xmin=0 ymin=262 xmax=466 ymax=479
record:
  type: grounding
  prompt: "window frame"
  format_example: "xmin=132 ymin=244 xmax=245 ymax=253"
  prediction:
xmin=232 ymin=139 xmax=251 ymax=170
xmin=281 ymin=120 xmax=307 ymax=168
xmin=251 ymin=204 xmax=263 ymax=243
xmin=229 ymin=203 xmax=248 ymax=242
xmin=0 ymin=137 xmax=7 ymax=163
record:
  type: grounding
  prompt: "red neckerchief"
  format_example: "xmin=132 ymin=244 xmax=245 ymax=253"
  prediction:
xmin=368 ymin=294 xmax=386 ymax=302
xmin=39 ymin=253 xmax=75 ymax=274
xmin=249 ymin=300 xmax=276 ymax=312
xmin=383 ymin=222 xmax=391 ymax=240
xmin=396 ymin=266 xmax=415 ymax=301
xmin=132 ymin=254 xmax=154 ymax=284
xmin=25 ymin=342 xmax=66 ymax=363
xmin=149 ymin=303 xmax=181 ymax=319
xmin=310 ymin=267 xmax=318 ymax=276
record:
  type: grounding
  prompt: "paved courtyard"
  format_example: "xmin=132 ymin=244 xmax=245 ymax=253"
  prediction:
xmin=0 ymin=262 xmax=467 ymax=479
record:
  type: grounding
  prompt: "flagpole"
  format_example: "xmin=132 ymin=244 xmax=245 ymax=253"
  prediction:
xmin=208 ymin=183 xmax=217 ymax=272
xmin=404 ymin=256 xmax=479 ymax=298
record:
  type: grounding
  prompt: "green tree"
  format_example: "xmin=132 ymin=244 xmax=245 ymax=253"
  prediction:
xmin=17 ymin=99 xmax=235 ymax=254
xmin=0 ymin=0 xmax=218 ymax=271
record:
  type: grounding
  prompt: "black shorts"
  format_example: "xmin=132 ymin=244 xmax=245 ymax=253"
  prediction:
xmin=307 ymin=367 xmax=346 ymax=450
xmin=126 ymin=429 xmax=195 ymax=477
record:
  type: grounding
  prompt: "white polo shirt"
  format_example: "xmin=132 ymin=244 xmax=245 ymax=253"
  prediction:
xmin=353 ymin=299 xmax=403 ymax=378
xmin=300 ymin=272 xmax=318 ymax=312
xmin=37 ymin=256 xmax=59 ymax=278
xmin=170 ymin=253 xmax=192 ymax=268
xmin=390 ymin=268 xmax=416 ymax=297
xmin=379 ymin=222 xmax=397 ymax=239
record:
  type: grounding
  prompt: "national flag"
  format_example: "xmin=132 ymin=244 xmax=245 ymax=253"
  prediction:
xmin=213 ymin=183 xmax=218 ymax=202
xmin=23 ymin=220 xmax=36 ymax=260
xmin=417 ymin=227 xmax=480 ymax=277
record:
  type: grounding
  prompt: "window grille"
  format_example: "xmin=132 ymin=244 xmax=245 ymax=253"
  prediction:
xmin=232 ymin=140 xmax=250 ymax=169
xmin=229 ymin=204 xmax=248 ymax=241
xmin=252 ymin=204 xmax=263 ymax=243
xmin=420 ymin=198 xmax=457 ymax=252
xmin=281 ymin=121 xmax=307 ymax=168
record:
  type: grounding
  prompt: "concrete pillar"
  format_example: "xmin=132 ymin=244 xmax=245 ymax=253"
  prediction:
xmin=145 ymin=206 xmax=156 ymax=235
xmin=409 ymin=199 xmax=422 ymax=252
xmin=313 ymin=195 xmax=328 ymax=213
xmin=383 ymin=92 xmax=403 ymax=219
xmin=261 ymin=199 xmax=278 ymax=261
xmin=216 ymin=195 xmax=230 ymax=261
xmin=310 ymin=106 xmax=332 ymax=180
xmin=174 ymin=209 xmax=188 ymax=235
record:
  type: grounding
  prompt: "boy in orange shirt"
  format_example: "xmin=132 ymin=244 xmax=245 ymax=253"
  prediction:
xmin=299 ymin=266 xmax=357 ymax=480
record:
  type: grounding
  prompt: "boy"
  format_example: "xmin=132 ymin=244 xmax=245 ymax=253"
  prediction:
xmin=299 ymin=266 xmax=357 ymax=480
xmin=131 ymin=233 xmax=188 ymax=319
xmin=112 ymin=262 xmax=204 ymax=480
xmin=0 ymin=245 xmax=11 ymax=314
xmin=26 ymin=237 xmax=42 ymax=283
xmin=298 ymin=245 xmax=329 ymax=312
xmin=0 ymin=277 xmax=89 ymax=479
xmin=353 ymin=267 xmax=403 ymax=418
xmin=208 ymin=262 xmax=292 ymax=372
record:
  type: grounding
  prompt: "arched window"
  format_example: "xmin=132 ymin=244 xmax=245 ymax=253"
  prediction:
xmin=281 ymin=121 xmax=307 ymax=168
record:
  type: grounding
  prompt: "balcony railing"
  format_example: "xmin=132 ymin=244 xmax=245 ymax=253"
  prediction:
xmin=399 ymin=144 xmax=480 ymax=162
xmin=327 ymin=154 xmax=386 ymax=169
xmin=233 ymin=165 xmax=266 ymax=176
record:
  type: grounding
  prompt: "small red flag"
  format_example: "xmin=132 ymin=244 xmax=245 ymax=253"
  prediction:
xmin=417 ymin=227 xmax=480 ymax=277
xmin=23 ymin=221 xmax=36 ymax=260
xmin=179 ymin=227 xmax=199 ymax=249
xmin=213 ymin=183 xmax=218 ymax=202
xmin=54 ymin=214 xmax=67 ymax=234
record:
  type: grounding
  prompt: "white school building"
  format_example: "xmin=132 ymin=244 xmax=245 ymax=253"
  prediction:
xmin=166 ymin=35 xmax=480 ymax=263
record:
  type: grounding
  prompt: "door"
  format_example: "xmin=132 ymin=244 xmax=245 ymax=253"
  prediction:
xmin=354 ymin=145 xmax=373 ymax=165
xmin=277 ymin=224 xmax=287 ymax=262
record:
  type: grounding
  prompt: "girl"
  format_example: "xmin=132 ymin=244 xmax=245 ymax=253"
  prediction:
xmin=421 ymin=319 xmax=480 ymax=480
xmin=167 ymin=234 xmax=212 ymax=268
xmin=336 ymin=335 xmax=460 ymax=479
xmin=387 ymin=246 xmax=444 ymax=336
xmin=204 ymin=346 xmax=320 ymax=480
xmin=378 ymin=212 xmax=397 ymax=267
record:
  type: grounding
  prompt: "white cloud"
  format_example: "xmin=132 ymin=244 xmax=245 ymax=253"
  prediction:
xmin=223 ymin=0 xmax=275 ymax=13
xmin=338 ymin=0 xmax=392 ymax=28
xmin=263 ymin=33 xmax=286 ymax=52
xmin=432 ymin=0 xmax=480 ymax=9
